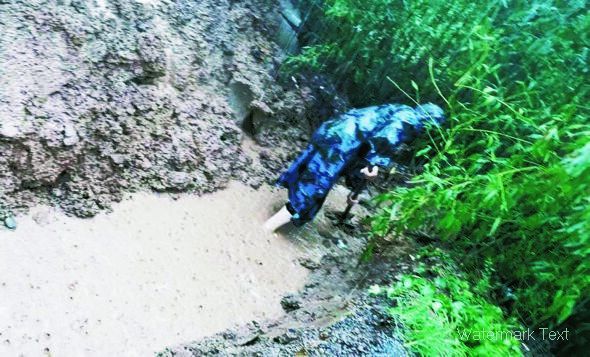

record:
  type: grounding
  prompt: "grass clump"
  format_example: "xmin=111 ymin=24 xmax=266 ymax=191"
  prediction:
xmin=370 ymin=248 xmax=522 ymax=356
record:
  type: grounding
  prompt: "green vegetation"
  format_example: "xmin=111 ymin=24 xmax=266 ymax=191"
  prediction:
xmin=290 ymin=0 xmax=589 ymax=354
xmin=370 ymin=248 xmax=522 ymax=356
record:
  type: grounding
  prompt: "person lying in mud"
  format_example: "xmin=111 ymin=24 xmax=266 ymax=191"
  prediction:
xmin=263 ymin=103 xmax=445 ymax=232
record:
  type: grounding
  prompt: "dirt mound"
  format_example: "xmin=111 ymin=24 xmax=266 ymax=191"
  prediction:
xmin=0 ymin=0 xmax=314 ymax=219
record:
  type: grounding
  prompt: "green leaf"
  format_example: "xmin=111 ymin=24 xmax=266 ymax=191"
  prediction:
xmin=488 ymin=217 xmax=502 ymax=236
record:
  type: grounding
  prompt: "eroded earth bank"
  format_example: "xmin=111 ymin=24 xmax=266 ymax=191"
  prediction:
xmin=1 ymin=0 xmax=407 ymax=355
xmin=0 ymin=0 xmax=324 ymax=218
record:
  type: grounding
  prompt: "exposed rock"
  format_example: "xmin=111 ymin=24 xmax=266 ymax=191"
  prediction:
xmin=298 ymin=257 xmax=321 ymax=270
xmin=280 ymin=294 xmax=302 ymax=312
xmin=109 ymin=154 xmax=126 ymax=165
xmin=62 ymin=123 xmax=79 ymax=146
xmin=0 ymin=121 xmax=21 ymax=139
xmin=4 ymin=216 xmax=16 ymax=230
xmin=161 ymin=297 xmax=408 ymax=356
xmin=273 ymin=329 xmax=299 ymax=344
xmin=167 ymin=171 xmax=191 ymax=190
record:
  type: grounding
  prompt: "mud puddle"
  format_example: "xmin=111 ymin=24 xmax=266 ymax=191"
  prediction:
xmin=0 ymin=182 xmax=308 ymax=356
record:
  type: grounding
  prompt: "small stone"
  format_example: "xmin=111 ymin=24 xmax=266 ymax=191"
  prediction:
xmin=273 ymin=330 xmax=298 ymax=344
xmin=4 ymin=216 xmax=16 ymax=230
xmin=258 ymin=150 xmax=270 ymax=160
xmin=298 ymin=257 xmax=320 ymax=270
xmin=0 ymin=122 xmax=20 ymax=138
xmin=63 ymin=123 xmax=79 ymax=146
xmin=110 ymin=154 xmax=126 ymax=165
xmin=221 ymin=330 xmax=236 ymax=340
xmin=336 ymin=239 xmax=348 ymax=250
xmin=280 ymin=294 xmax=301 ymax=312
xmin=237 ymin=334 xmax=260 ymax=346
xmin=63 ymin=136 xmax=79 ymax=146
xmin=139 ymin=158 xmax=153 ymax=169
xmin=168 ymin=171 xmax=191 ymax=188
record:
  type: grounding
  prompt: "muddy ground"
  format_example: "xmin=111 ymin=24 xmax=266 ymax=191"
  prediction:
xmin=1 ymin=0 xmax=408 ymax=355
xmin=1 ymin=182 xmax=310 ymax=356
xmin=158 ymin=197 xmax=414 ymax=356
xmin=2 ymin=179 xmax=412 ymax=356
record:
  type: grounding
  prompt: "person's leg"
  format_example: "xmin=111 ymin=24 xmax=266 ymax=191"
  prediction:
xmin=263 ymin=205 xmax=292 ymax=232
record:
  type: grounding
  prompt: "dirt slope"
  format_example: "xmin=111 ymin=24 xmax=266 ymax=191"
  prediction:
xmin=0 ymin=0 xmax=314 ymax=219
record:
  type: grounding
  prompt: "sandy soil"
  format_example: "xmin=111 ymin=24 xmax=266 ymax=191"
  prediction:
xmin=0 ymin=182 xmax=309 ymax=357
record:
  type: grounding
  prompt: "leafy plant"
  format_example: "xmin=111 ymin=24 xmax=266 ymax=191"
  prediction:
xmin=371 ymin=248 xmax=522 ymax=356
xmin=293 ymin=0 xmax=590 ymax=332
